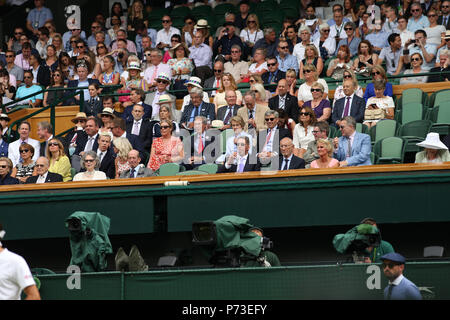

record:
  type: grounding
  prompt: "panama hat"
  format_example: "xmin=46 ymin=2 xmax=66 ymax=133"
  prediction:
xmin=71 ymin=112 xmax=87 ymax=124
xmin=169 ymin=42 xmax=190 ymax=56
xmin=211 ymin=120 xmax=224 ymax=129
xmin=157 ymin=94 xmax=175 ymax=104
xmin=185 ymin=76 xmax=203 ymax=88
xmin=195 ymin=19 xmax=210 ymax=29
xmin=416 ymin=132 xmax=448 ymax=150
xmin=445 ymin=30 xmax=450 ymax=40
xmin=98 ymin=107 xmax=115 ymax=118
xmin=0 ymin=113 xmax=10 ymax=121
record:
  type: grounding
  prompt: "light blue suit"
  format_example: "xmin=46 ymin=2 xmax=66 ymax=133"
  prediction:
xmin=334 ymin=132 xmax=372 ymax=166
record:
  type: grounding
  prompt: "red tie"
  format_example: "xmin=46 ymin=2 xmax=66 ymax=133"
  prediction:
xmin=198 ymin=135 xmax=203 ymax=154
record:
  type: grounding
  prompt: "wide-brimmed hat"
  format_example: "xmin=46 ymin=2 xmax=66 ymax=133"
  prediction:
xmin=417 ymin=132 xmax=448 ymax=150
xmin=195 ymin=19 xmax=210 ymax=29
xmin=127 ymin=61 xmax=142 ymax=71
xmin=71 ymin=112 xmax=87 ymax=124
xmin=157 ymin=94 xmax=175 ymax=104
xmin=0 ymin=113 xmax=10 ymax=121
xmin=445 ymin=30 xmax=450 ymax=40
xmin=155 ymin=72 xmax=171 ymax=83
xmin=169 ymin=42 xmax=190 ymax=56
xmin=185 ymin=76 xmax=203 ymax=88
xmin=211 ymin=120 xmax=224 ymax=129
xmin=98 ymin=107 xmax=115 ymax=118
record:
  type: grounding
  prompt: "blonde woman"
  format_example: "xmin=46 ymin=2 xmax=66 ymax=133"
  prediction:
xmin=293 ymin=106 xmax=317 ymax=158
xmin=51 ymin=33 xmax=64 ymax=57
xmin=128 ymin=0 xmax=146 ymax=31
xmin=249 ymin=74 xmax=271 ymax=102
xmin=46 ymin=138 xmax=72 ymax=182
xmin=299 ymin=44 xmax=323 ymax=79
xmin=214 ymin=73 xmax=243 ymax=112
xmin=297 ymin=64 xmax=328 ymax=107
xmin=113 ymin=137 xmax=133 ymax=179
xmin=310 ymin=138 xmax=340 ymax=168
xmin=251 ymin=83 xmax=269 ymax=107
xmin=240 ymin=14 xmax=264 ymax=51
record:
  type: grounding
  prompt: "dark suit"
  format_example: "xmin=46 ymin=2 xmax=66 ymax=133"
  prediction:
xmin=204 ymin=76 xmax=220 ymax=97
xmin=74 ymin=133 xmax=99 ymax=155
xmin=122 ymin=133 xmax=146 ymax=161
xmin=84 ymin=97 xmax=103 ymax=117
xmin=278 ymin=154 xmax=305 ymax=170
xmin=180 ymin=102 xmax=216 ymax=128
xmin=437 ymin=15 xmax=450 ymax=29
xmin=65 ymin=78 xmax=101 ymax=105
xmin=184 ymin=132 xmax=217 ymax=170
xmin=217 ymin=155 xmax=261 ymax=173
xmin=331 ymin=95 xmax=366 ymax=126
xmin=35 ymin=64 xmax=51 ymax=87
xmin=217 ymin=104 xmax=242 ymax=124
xmin=428 ymin=67 xmax=450 ymax=83
xmin=63 ymin=129 xmax=85 ymax=157
xmin=122 ymin=103 xmax=153 ymax=123
xmin=262 ymin=70 xmax=286 ymax=85
xmin=25 ymin=172 xmax=63 ymax=184
xmin=257 ymin=127 xmax=292 ymax=154
xmin=126 ymin=119 xmax=153 ymax=151
xmin=0 ymin=174 xmax=19 ymax=185
xmin=268 ymin=93 xmax=300 ymax=123
xmin=98 ymin=148 xmax=116 ymax=179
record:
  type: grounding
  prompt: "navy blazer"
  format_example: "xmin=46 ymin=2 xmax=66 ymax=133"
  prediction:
xmin=262 ymin=70 xmax=286 ymax=85
xmin=36 ymin=64 xmax=51 ymax=87
xmin=180 ymin=102 xmax=216 ymax=127
xmin=74 ymin=132 xmax=99 ymax=156
xmin=268 ymin=93 xmax=300 ymax=123
xmin=217 ymin=105 xmax=242 ymax=124
xmin=65 ymin=79 xmax=101 ymax=105
xmin=0 ymin=140 xmax=8 ymax=158
xmin=278 ymin=155 xmax=305 ymax=170
xmin=126 ymin=119 xmax=153 ymax=151
xmin=122 ymin=103 xmax=153 ymax=123
xmin=217 ymin=155 xmax=261 ymax=173
xmin=98 ymin=148 xmax=116 ymax=179
xmin=25 ymin=172 xmax=63 ymax=184
xmin=331 ymin=95 xmax=366 ymax=126
xmin=0 ymin=173 xmax=19 ymax=185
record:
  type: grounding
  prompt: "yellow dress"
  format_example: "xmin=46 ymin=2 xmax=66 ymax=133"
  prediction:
xmin=49 ymin=155 xmax=72 ymax=182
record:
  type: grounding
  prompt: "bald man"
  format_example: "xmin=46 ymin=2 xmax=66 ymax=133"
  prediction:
xmin=268 ymin=79 xmax=300 ymax=123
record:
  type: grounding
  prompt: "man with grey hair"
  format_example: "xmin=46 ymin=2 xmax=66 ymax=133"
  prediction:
xmin=303 ymin=121 xmax=332 ymax=167
xmin=253 ymin=27 xmax=278 ymax=58
xmin=37 ymin=120 xmax=54 ymax=156
xmin=335 ymin=21 xmax=360 ymax=57
xmin=217 ymin=90 xmax=242 ymax=130
xmin=204 ymin=60 xmax=224 ymax=97
xmin=237 ymin=90 xmax=269 ymax=132
xmin=25 ymin=156 xmax=63 ymax=183
xmin=333 ymin=116 xmax=372 ymax=167
xmin=120 ymin=149 xmax=153 ymax=178
xmin=224 ymin=44 xmax=249 ymax=84
xmin=66 ymin=64 xmax=100 ymax=105
xmin=218 ymin=135 xmax=261 ymax=173
xmin=143 ymin=48 xmax=171 ymax=88
xmin=257 ymin=109 xmax=291 ymax=159
xmin=293 ymin=25 xmax=319 ymax=66
xmin=180 ymin=87 xmax=216 ymax=130
xmin=428 ymin=49 xmax=450 ymax=82
xmin=185 ymin=115 xmax=218 ymax=170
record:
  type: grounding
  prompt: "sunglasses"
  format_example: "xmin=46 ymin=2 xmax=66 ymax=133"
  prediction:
xmin=84 ymin=159 xmax=95 ymax=163
xmin=267 ymin=63 xmax=277 ymax=67
xmin=231 ymin=50 xmax=240 ymax=53
xmin=443 ymin=5 xmax=449 ymax=8
xmin=411 ymin=9 xmax=420 ymax=12
xmin=311 ymin=88 xmax=322 ymax=92
xmin=343 ymin=74 xmax=352 ymax=79
xmin=0 ymin=165 xmax=8 ymax=169
xmin=312 ymin=131 xmax=320 ymax=134
xmin=322 ymin=29 xmax=330 ymax=32
xmin=20 ymin=149 xmax=29 ymax=153
xmin=265 ymin=117 xmax=276 ymax=121
xmin=156 ymin=79 xmax=169 ymax=84
xmin=381 ymin=262 xmax=399 ymax=269
xmin=70 ymin=40 xmax=77 ymax=43
xmin=303 ymin=70 xmax=312 ymax=74
xmin=49 ymin=142 xmax=60 ymax=147
xmin=15 ymin=32 xmax=23 ymax=35
xmin=53 ymin=74 xmax=61 ymax=77
xmin=372 ymin=71 xmax=381 ymax=76
xmin=24 ymin=76 xmax=32 ymax=79
xmin=171 ymin=39 xmax=180 ymax=42
xmin=428 ymin=14 xmax=437 ymax=17
xmin=5 ymin=55 xmax=14 ymax=58
xmin=279 ymin=46 xmax=289 ymax=50
xmin=339 ymin=125 xmax=345 ymax=129
xmin=344 ymin=27 xmax=353 ymax=31
xmin=214 ymin=69 xmax=222 ymax=72
xmin=97 ymin=46 xmax=106 ymax=49
xmin=77 ymin=46 xmax=85 ymax=49
xmin=248 ymin=21 xmax=256 ymax=23
xmin=160 ymin=125 xmax=171 ymax=129
xmin=300 ymin=112 xmax=311 ymax=116
xmin=75 ymin=120 xmax=86 ymax=123
xmin=411 ymin=57 xmax=421 ymax=61
xmin=162 ymin=20 xmax=171 ymax=23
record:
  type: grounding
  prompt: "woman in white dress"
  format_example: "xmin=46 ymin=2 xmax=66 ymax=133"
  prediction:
xmin=73 ymin=151 xmax=107 ymax=181
xmin=364 ymin=79 xmax=395 ymax=128
xmin=293 ymin=106 xmax=317 ymax=158
xmin=297 ymin=64 xmax=328 ymax=107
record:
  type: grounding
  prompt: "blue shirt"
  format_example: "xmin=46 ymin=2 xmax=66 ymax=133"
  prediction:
xmin=189 ymin=102 xmax=203 ymax=123
xmin=87 ymin=33 xmax=112 ymax=48
xmin=135 ymin=28 xmax=158 ymax=58
xmin=336 ymin=37 xmax=361 ymax=57
xmin=384 ymin=275 xmax=422 ymax=300
xmin=63 ymin=31 xmax=87 ymax=52
xmin=277 ymin=54 xmax=299 ymax=74
xmin=409 ymin=43 xmax=438 ymax=70
xmin=407 ymin=15 xmax=430 ymax=33
xmin=0 ymin=140 xmax=8 ymax=158
xmin=15 ymin=85 xmax=43 ymax=104
xmin=365 ymin=31 xmax=389 ymax=50
xmin=363 ymin=82 xmax=393 ymax=102
xmin=27 ymin=7 xmax=53 ymax=29
xmin=327 ymin=17 xmax=351 ymax=27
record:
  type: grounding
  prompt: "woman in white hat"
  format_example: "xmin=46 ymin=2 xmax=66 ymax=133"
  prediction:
xmin=415 ymin=132 xmax=450 ymax=163
xmin=168 ymin=42 xmax=194 ymax=98
xmin=98 ymin=107 xmax=116 ymax=129
xmin=120 ymin=61 xmax=148 ymax=91
xmin=151 ymin=96 xmax=180 ymax=138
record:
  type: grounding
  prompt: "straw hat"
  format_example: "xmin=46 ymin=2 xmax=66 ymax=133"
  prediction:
xmin=71 ymin=112 xmax=87 ymax=124
xmin=0 ymin=113 xmax=10 ymax=121
xmin=157 ymin=94 xmax=175 ymax=104
xmin=98 ymin=107 xmax=115 ymax=118
xmin=185 ymin=76 xmax=203 ymax=88
xmin=195 ymin=19 xmax=210 ymax=29
xmin=155 ymin=72 xmax=171 ymax=83
xmin=169 ymin=42 xmax=190 ymax=56
xmin=416 ymin=132 xmax=448 ymax=150
xmin=127 ymin=61 xmax=142 ymax=71
xmin=445 ymin=30 xmax=450 ymax=40
xmin=211 ymin=120 xmax=224 ymax=129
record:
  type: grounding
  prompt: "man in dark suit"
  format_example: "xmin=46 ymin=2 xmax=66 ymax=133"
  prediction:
xmin=74 ymin=117 xmax=100 ymax=156
xmin=126 ymin=104 xmax=153 ymax=151
xmin=96 ymin=132 xmax=116 ymax=179
xmin=216 ymin=90 xmax=242 ymax=130
xmin=203 ymin=60 xmax=223 ymax=96
xmin=111 ymin=117 xmax=146 ymax=161
xmin=331 ymin=80 xmax=365 ymax=127
xmin=120 ymin=150 xmax=153 ymax=178
xmin=438 ymin=1 xmax=450 ymax=29
xmin=218 ymin=136 xmax=261 ymax=173
xmin=428 ymin=51 xmax=450 ymax=82
xmin=62 ymin=112 xmax=87 ymax=158
xmin=268 ymin=79 xmax=299 ymax=123
xmin=37 ymin=121 xmax=54 ymax=157
xmin=257 ymin=109 xmax=291 ymax=156
xmin=26 ymin=157 xmax=63 ymax=184
xmin=65 ymin=64 xmax=101 ymax=105
xmin=185 ymin=116 xmax=218 ymax=170
xmin=180 ymin=87 xmax=216 ymax=131
xmin=262 ymin=57 xmax=286 ymax=86
xmin=121 ymin=88 xmax=153 ymax=123
xmin=279 ymin=137 xmax=305 ymax=170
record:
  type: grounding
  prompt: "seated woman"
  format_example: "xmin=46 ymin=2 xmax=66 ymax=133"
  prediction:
xmin=163 ymin=34 xmax=182 ymax=63
xmin=113 ymin=137 xmax=133 ymax=179
xmin=44 ymin=45 xmax=59 ymax=72
xmin=363 ymin=65 xmax=393 ymax=102
xmin=415 ymin=132 xmax=450 ymax=163
xmin=250 ymin=83 xmax=269 ymax=107
xmin=245 ymin=48 xmax=268 ymax=78
xmin=353 ymin=40 xmax=378 ymax=75
xmin=333 ymin=69 xmax=364 ymax=103
xmin=95 ymin=42 xmax=109 ymax=71
xmin=310 ymin=138 xmax=340 ymax=168
xmin=240 ymin=14 xmax=264 ymax=59
xmin=293 ymin=106 xmax=317 ymax=158
xmin=147 ymin=119 xmax=184 ymax=171
xmin=99 ymin=55 xmax=120 ymax=87
xmin=363 ymin=79 xmax=395 ymax=129
xmin=167 ymin=42 xmax=194 ymax=98
xmin=151 ymin=101 xmax=181 ymax=138
xmin=213 ymin=73 xmax=243 ymax=113
xmin=0 ymin=157 xmax=19 ymax=185
xmin=299 ymin=44 xmax=324 ymax=79
xmin=120 ymin=61 xmax=148 ymax=91
xmin=73 ymin=151 xmax=107 ymax=181
xmin=399 ymin=53 xmax=429 ymax=85
xmin=298 ymin=64 xmax=328 ymax=107
xmin=59 ymin=52 xmax=76 ymax=82
xmin=46 ymin=138 xmax=72 ymax=182
xmin=303 ymin=82 xmax=331 ymax=122
xmin=98 ymin=106 xmax=115 ymax=129
xmin=10 ymin=143 xmax=35 ymax=183
xmin=326 ymin=44 xmax=353 ymax=80
xmin=284 ymin=69 xmax=298 ymax=96
xmin=43 ymin=69 xmax=66 ymax=107
xmin=249 ymin=74 xmax=271 ymax=101
xmin=0 ymin=69 xmax=16 ymax=102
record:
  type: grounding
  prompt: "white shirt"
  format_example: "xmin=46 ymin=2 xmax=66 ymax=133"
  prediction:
xmin=156 ymin=27 xmax=181 ymax=50
xmin=36 ymin=171 xmax=48 ymax=184
xmin=143 ymin=62 xmax=172 ymax=84
xmin=8 ymin=137 xmax=41 ymax=167
xmin=0 ymin=248 xmax=35 ymax=300
xmin=263 ymin=126 xmax=278 ymax=153
xmin=131 ymin=119 xmax=142 ymax=136
xmin=293 ymin=124 xmax=315 ymax=150
xmin=293 ymin=42 xmax=320 ymax=66
xmin=297 ymin=79 xmax=329 ymax=103
xmin=281 ymin=154 xmax=294 ymax=170
xmin=240 ymin=29 xmax=264 ymax=45
xmin=399 ymin=29 xmax=414 ymax=47
xmin=389 ymin=274 xmax=404 ymax=286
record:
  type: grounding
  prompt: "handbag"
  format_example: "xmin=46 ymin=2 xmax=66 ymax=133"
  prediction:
xmin=364 ymin=107 xmax=385 ymax=121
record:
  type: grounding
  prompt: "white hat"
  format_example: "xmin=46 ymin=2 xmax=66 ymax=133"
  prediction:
xmin=195 ymin=19 xmax=210 ymax=29
xmin=157 ymin=94 xmax=175 ymax=104
xmin=127 ymin=61 xmax=142 ymax=71
xmin=98 ymin=107 xmax=115 ymax=118
xmin=211 ymin=120 xmax=224 ymax=129
xmin=417 ymin=132 xmax=448 ymax=150
xmin=155 ymin=72 xmax=171 ymax=83
xmin=186 ymin=76 xmax=203 ymax=88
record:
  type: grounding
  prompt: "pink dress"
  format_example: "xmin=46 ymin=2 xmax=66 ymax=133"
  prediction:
xmin=310 ymin=158 xmax=339 ymax=168
xmin=116 ymin=158 xmax=131 ymax=177
xmin=147 ymin=136 xmax=183 ymax=171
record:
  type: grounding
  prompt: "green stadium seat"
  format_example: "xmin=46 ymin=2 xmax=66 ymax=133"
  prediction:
xmin=191 ymin=4 xmax=213 ymax=19
xmin=398 ymin=88 xmax=428 ymax=111
xmin=428 ymin=105 xmax=450 ymax=135
xmin=170 ymin=6 xmax=191 ymax=19
xmin=356 ymin=123 xmax=370 ymax=134
xmin=214 ymin=3 xmax=236 ymax=17
xmin=176 ymin=170 xmax=206 ymax=175
xmin=396 ymin=119 xmax=432 ymax=153
xmin=148 ymin=8 xmax=170 ymax=22
xmin=71 ymin=168 xmax=76 ymax=179
xmin=429 ymin=89 xmax=450 ymax=108
xmin=197 ymin=163 xmax=218 ymax=174
xmin=158 ymin=163 xmax=181 ymax=176
xmin=172 ymin=17 xmax=185 ymax=30
xmin=369 ymin=119 xmax=398 ymax=145
xmin=395 ymin=102 xmax=424 ymax=124
xmin=373 ymin=136 xmax=406 ymax=164
xmin=328 ymin=125 xmax=337 ymax=138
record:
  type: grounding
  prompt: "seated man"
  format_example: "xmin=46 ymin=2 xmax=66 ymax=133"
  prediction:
xmin=278 ymin=137 xmax=305 ymax=170
xmin=25 ymin=156 xmax=63 ymax=183
xmin=111 ymin=117 xmax=145 ymax=161
xmin=122 ymin=88 xmax=153 ymax=123
xmin=96 ymin=131 xmax=116 ymax=179
xmin=66 ymin=64 xmax=100 ymax=105
xmin=331 ymin=80 xmax=365 ymax=127
xmin=261 ymin=56 xmax=286 ymax=86
xmin=218 ymin=136 xmax=261 ymax=173
xmin=257 ymin=110 xmax=291 ymax=159
xmin=204 ymin=61 xmax=224 ymax=97
xmin=268 ymin=79 xmax=299 ymax=124
xmin=126 ymin=104 xmax=153 ymax=152
xmin=428 ymin=50 xmax=450 ymax=82
xmin=185 ymin=116 xmax=218 ymax=170
xmin=216 ymin=90 xmax=242 ymax=130
xmin=237 ymin=90 xmax=269 ymax=132
xmin=8 ymin=121 xmax=40 ymax=167
xmin=13 ymin=70 xmax=43 ymax=109
xmin=120 ymin=149 xmax=153 ymax=178
xmin=333 ymin=116 xmax=372 ymax=167
xmin=180 ymin=87 xmax=216 ymax=131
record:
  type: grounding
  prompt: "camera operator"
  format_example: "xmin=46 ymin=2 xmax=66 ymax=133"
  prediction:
xmin=359 ymin=218 xmax=394 ymax=263
xmin=242 ymin=227 xmax=281 ymax=267
xmin=0 ymin=223 xmax=41 ymax=300
xmin=396 ymin=29 xmax=437 ymax=73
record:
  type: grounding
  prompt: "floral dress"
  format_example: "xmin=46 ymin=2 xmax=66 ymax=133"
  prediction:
xmin=147 ymin=136 xmax=183 ymax=171
xmin=167 ymin=57 xmax=194 ymax=81
xmin=116 ymin=157 xmax=131 ymax=177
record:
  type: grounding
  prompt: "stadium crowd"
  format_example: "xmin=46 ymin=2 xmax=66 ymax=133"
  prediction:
xmin=1 ymin=0 xmax=450 ymax=184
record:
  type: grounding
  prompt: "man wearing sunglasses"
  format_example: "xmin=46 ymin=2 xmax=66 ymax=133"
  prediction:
xmin=143 ymin=49 xmax=171 ymax=89
xmin=14 ymin=70 xmax=43 ymax=108
xmin=268 ymin=79 xmax=299 ymax=124
xmin=407 ymin=3 xmax=430 ymax=33
xmin=276 ymin=40 xmax=299 ymax=75
xmin=8 ymin=121 xmax=40 ymax=167
xmin=256 ymin=110 xmax=291 ymax=161
xmin=333 ymin=116 xmax=371 ymax=167
xmin=438 ymin=0 xmax=450 ymax=29
xmin=218 ymin=135 xmax=261 ymax=173
xmin=224 ymin=45 xmax=249 ymax=84
xmin=406 ymin=29 xmax=437 ymax=71
xmin=381 ymin=252 xmax=422 ymax=300
xmin=156 ymin=15 xmax=181 ymax=51
xmin=262 ymin=57 xmax=285 ymax=86
xmin=25 ymin=156 xmax=63 ymax=184
xmin=204 ymin=61 xmax=224 ymax=97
